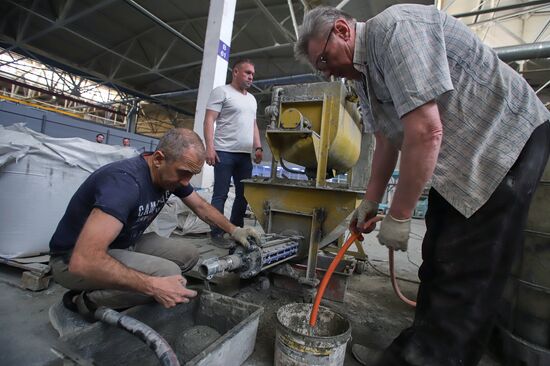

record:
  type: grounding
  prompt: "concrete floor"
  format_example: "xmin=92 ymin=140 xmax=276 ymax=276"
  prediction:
xmin=0 ymin=219 xmax=502 ymax=365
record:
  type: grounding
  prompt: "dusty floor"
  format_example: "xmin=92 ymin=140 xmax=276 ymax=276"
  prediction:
xmin=0 ymin=219 xmax=502 ymax=365
xmin=238 ymin=218 xmax=500 ymax=366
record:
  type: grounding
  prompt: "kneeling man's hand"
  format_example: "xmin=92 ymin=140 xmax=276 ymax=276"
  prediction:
xmin=231 ymin=226 xmax=262 ymax=249
xmin=150 ymin=275 xmax=197 ymax=308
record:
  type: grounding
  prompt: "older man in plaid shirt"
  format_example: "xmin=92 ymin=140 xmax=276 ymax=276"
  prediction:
xmin=296 ymin=4 xmax=550 ymax=366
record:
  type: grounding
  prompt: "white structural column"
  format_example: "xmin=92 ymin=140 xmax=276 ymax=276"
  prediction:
xmin=192 ymin=0 xmax=236 ymax=188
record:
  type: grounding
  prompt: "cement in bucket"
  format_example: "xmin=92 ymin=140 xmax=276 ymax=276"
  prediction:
xmin=275 ymin=303 xmax=351 ymax=366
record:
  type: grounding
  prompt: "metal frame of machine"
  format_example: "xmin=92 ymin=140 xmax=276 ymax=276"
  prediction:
xmin=242 ymin=81 xmax=372 ymax=288
xmin=198 ymin=81 xmax=374 ymax=293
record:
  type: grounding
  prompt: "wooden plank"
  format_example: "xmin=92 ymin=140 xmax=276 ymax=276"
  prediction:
xmin=0 ymin=257 xmax=50 ymax=275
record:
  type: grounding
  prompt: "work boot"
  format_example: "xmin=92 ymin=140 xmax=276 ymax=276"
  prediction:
xmin=352 ymin=344 xmax=383 ymax=365
xmin=74 ymin=292 xmax=98 ymax=322
xmin=62 ymin=290 xmax=80 ymax=312
xmin=62 ymin=290 xmax=98 ymax=322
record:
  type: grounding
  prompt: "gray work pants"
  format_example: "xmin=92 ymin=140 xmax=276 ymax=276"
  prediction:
xmin=50 ymin=233 xmax=199 ymax=309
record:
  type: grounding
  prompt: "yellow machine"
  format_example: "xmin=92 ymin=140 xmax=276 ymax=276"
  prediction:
xmin=242 ymin=81 xmax=373 ymax=286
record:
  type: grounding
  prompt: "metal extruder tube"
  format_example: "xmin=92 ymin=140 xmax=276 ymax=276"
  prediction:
xmin=199 ymin=254 xmax=243 ymax=279
xmin=199 ymin=235 xmax=301 ymax=280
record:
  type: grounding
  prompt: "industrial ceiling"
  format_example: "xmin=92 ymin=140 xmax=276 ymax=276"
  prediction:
xmin=1 ymin=0 xmax=549 ymax=115
xmin=0 ymin=0 xmax=433 ymax=113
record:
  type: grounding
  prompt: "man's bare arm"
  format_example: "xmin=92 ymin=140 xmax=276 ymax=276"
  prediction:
xmin=69 ymin=208 xmax=195 ymax=308
xmin=253 ymin=119 xmax=263 ymax=163
xmin=204 ymin=109 xmax=220 ymax=165
xmin=390 ymin=100 xmax=443 ymax=219
xmin=365 ymin=132 xmax=399 ymax=203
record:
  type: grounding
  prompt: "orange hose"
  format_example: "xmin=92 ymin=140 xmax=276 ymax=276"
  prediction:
xmin=309 ymin=216 xmax=382 ymax=327
xmin=309 ymin=233 xmax=358 ymax=327
xmin=389 ymin=249 xmax=417 ymax=307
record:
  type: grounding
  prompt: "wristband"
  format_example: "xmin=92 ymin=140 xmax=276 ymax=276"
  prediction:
xmin=255 ymin=147 xmax=263 ymax=152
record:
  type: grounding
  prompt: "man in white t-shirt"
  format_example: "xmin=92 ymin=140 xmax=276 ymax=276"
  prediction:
xmin=203 ymin=59 xmax=263 ymax=242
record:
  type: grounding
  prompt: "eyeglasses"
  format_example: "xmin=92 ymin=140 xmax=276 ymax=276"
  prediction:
xmin=315 ymin=28 xmax=333 ymax=70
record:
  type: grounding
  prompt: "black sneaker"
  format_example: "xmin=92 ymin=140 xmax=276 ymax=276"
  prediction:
xmin=74 ymin=292 xmax=98 ymax=322
xmin=61 ymin=290 xmax=98 ymax=322
xmin=62 ymin=290 xmax=80 ymax=312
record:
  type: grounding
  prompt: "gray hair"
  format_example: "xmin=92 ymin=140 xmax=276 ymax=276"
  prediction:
xmin=156 ymin=128 xmax=205 ymax=162
xmin=294 ymin=6 xmax=355 ymax=63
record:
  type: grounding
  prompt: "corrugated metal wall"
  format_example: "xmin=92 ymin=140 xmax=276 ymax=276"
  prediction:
xmin=0 ymin=100 xmax=158 ymax=152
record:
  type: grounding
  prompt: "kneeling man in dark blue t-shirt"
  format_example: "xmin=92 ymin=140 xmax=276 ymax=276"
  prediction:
xmin=49 ymin=128 xmax=260 ymax=317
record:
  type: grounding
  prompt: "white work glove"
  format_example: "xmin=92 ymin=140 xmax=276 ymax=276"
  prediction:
xmin=378 ymin=214 xmax=411 ymax=251
xmin=230 ymin=226 xmax=262 ymax=249
xmin=350 ymin=199 xmax=379 ymax=234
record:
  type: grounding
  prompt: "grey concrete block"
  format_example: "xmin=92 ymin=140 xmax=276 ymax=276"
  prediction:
xmin=21 ymin=271 xmax=51 ymax=291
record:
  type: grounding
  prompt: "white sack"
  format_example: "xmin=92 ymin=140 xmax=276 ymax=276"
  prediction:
xmin=145 ymin=188 xmax=236 ymax=237
xmin=0 ymin=123 xmax=138 ymax=259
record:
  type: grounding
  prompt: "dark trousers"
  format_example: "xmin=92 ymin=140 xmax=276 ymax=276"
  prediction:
xmin=377 ymin=122 xmax=550 ymax=366
xmin=210 ymin=151 xmax=252 ymax=237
